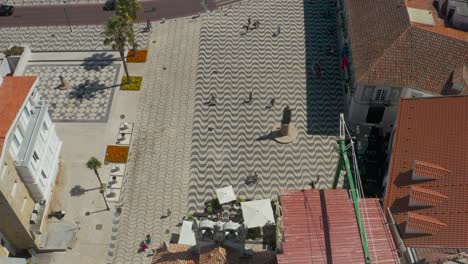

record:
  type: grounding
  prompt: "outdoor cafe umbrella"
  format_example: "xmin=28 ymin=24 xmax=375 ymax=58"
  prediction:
xmin=241 ymin=199 xmax=275 ymax=228
xmin=178 ymin=220 xmax=196 ymax=246
xmin=215 ymin=185 xmax=236 ymax=204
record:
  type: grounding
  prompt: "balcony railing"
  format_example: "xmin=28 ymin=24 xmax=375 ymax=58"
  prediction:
xmin=369 ymin=98 xmax=391 ymax=106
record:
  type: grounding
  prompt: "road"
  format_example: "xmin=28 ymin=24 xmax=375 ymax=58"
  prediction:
xmin=0 ymin=0 xmax=209 ymax=27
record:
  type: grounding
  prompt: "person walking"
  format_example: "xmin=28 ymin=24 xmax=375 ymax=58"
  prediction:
xmin=266 ymin=98 xmax=275 ymax=109
xmin=145 ymin=234 xmax=152 ymax=245
xmin=146 ymin=19 xmax=152 ymax=31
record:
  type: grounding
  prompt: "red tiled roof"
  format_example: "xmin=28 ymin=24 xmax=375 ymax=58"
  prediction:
xmin=384 ymin=96 xmax=468 ymax=247
xmin=151 ymin=243 xmax=195 ymax=264
xmin=406 ymin=212 xmax=447 ymax=234
xmin=0 ymin=76 xmax=37 ymax=155
xmin=413 ymin=160 xmax=451 ymax=180
xmin=151 ymin=243 xmax=276 ymax=264
xmin=345 ymin=0 xmax=468 ymax=95
xmin=277 ymin=189 xmax=399 ymax=264
xmin=410 ymin=186 xmax=448 ymax=207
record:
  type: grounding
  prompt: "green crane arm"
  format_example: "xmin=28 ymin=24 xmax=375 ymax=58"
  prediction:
xmin=332 ymin=114 xmax=372 ymax=264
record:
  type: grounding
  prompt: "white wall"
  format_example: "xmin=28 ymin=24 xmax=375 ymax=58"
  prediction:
xmin=0 ymin=59 xmax=11 ymax=77
xmin=4 ymin=81 xmax=62 ymax=202
xmin=346 ymin=84 xmax=434 ymax=133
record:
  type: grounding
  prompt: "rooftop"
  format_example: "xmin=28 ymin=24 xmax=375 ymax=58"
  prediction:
xmin=345 ymin=0 xmax=468 ymax=94
xmin=384 ymin=96 xmax=468 ymax=247
xmin=150 ymin=243 xmax=276 ymax=264
xmin=0 ymin=76 xmax=37 ymax=155
xmin=277 ymin=189 xmax=399 ymax=264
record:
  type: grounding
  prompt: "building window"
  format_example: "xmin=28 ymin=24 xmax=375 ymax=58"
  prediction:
xmin=11 ymin=181 xmax=17 ymax=198
xmin=21 ymin=197 xmax=27 ymax=212
xmin=33 ymin=151 xmax=40 ymax=162
xmin=41 ymin=170 xmax=47 ymax=179
xmin=366 ymin=106 xmax=386 ymax=124
xmin=0 ymin=163 xmax=7 ymax=180
xmin=374 ymin=89 xmax=387 ymax=101
xmin=42 ymin=122 xmax=48 ymax=131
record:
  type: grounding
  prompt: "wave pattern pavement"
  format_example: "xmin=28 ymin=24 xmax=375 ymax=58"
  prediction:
xmin=188 ymin=0 xmax=344 ymax=212
xmin=0 ymin=24 xmax=150 ymax=51
xmin=108 ymin=18 xmax=201 ymax=264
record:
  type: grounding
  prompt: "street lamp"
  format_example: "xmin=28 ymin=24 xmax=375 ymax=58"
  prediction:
xmin=63 ymin=8 xmax=72 ymax=32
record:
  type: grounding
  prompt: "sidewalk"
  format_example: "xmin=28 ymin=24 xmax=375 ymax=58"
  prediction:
xmin=32 ymin=61 xmax=142 ymax=264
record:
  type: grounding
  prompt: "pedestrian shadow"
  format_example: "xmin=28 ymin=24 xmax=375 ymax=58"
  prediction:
xmin=81 ymin=52 xmax=115 ymax=71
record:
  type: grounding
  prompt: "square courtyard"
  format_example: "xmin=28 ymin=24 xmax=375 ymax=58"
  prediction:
xmin=24 ymin=63 xmax=121 ymax=122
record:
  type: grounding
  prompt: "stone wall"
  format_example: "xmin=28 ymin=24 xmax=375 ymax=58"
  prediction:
xmin=0 ymin=151 xmax=36 ymax=252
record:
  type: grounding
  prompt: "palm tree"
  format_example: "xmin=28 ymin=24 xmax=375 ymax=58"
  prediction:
xmin=86 ymin=157 xmax=103 ymax=187
xmin=104 ymin=15 xmax=134 ymax=84
xmin=116 ymin=0 xmax=141 ymax=21
xmin=116 ymin=0 xmax=142 ymax=56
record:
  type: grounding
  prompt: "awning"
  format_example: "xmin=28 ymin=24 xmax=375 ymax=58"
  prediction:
xmin=177 ymin=221 xmax=196 ymax=246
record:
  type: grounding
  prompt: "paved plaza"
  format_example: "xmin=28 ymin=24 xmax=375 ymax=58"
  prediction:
xmin=0 ymin=0 xmax=343 ymax=262
xmin=24 ymin=63 xmax=120 ymax=122
xmin=188 ymin=0 xmax=343 ymax=211
xmin=0 ymin=24 xmax=150 ymax=51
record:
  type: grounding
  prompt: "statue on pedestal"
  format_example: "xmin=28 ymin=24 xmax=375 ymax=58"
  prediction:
xmin=281 ymin=106 xmax=291 ymax=124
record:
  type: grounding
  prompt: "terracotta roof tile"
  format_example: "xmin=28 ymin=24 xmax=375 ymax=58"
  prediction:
xmin=0 ymin=76 xmax=37 ymax=155
xmin=151 ymin=243 xmax=276 ymax=264
xmin=345 ymin=0 xmax=468 ymax=95
xmin=413 ymin=160 xmax=451 ymax=180
xmin=406 ymin=212 xmax=447 ymax=234
xmin=277 ymin=189 xmax=399 ymax=264
xmin=151 ymin=243 xmax=195 ymax=264
xmin=410 ymin=186 xmax=448 ymax=206
xmin=384 ymin=96 xmax=468 ymax=247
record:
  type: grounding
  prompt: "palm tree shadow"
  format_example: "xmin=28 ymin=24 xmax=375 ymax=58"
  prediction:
xmin=81 ymin=52 xmax=115 ymax=71
xmin=68 ymin=80 xmax=120 ymax=102
xmin=70 ymin=185 xmax=103 ymax=196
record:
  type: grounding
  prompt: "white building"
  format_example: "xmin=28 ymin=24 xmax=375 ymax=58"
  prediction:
xmin=1 ymin=75 xmax=62 ymax=203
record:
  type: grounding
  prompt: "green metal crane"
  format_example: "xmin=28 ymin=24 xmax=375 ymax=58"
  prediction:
xmin=332 ymin=113 xmax=372 ymax=264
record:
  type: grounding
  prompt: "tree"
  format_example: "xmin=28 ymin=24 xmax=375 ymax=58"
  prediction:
xmin=104 ymin=15 xmax=134 ymax=84
xmin=116 ymin=0 xmax=141 ymax=21
xmin=86 ymin=157 xmax=103 ymax=187
xmin=116 ymin=0 xmax=142 ymax=56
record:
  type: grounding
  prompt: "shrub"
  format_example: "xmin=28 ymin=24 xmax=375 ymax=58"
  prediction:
xmin=4 ymin=46 xmax=24 ymax=57
xmin=127 ymin=50 xmax=148 ymax=63
xmin=120 ymin=76 xmax=142 ymax=90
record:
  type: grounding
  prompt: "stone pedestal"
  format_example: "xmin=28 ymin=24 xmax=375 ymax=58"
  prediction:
xmin=271 ymin=122 xmax=298 ymax=144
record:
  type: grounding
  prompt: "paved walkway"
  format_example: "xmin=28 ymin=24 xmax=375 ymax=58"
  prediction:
xmin=188 ymin=0 xmax=343 ymax=212
xmin=108 ymin=17 xmax=201 ymax=264
xmin=0 ymin=24 xmax=150 ymax=51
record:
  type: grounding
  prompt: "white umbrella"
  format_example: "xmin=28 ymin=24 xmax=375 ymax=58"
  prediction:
xmin=241 ymin=199 xmax=275 ymax=228
xmin=215 ymin=186 xmax=236 ymax=204
xmin=178 ymin=221 xmax=196 ymax=246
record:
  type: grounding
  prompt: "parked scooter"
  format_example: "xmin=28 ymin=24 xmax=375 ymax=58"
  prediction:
xmin=48 ymin=210 xmax=66 ymax=220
